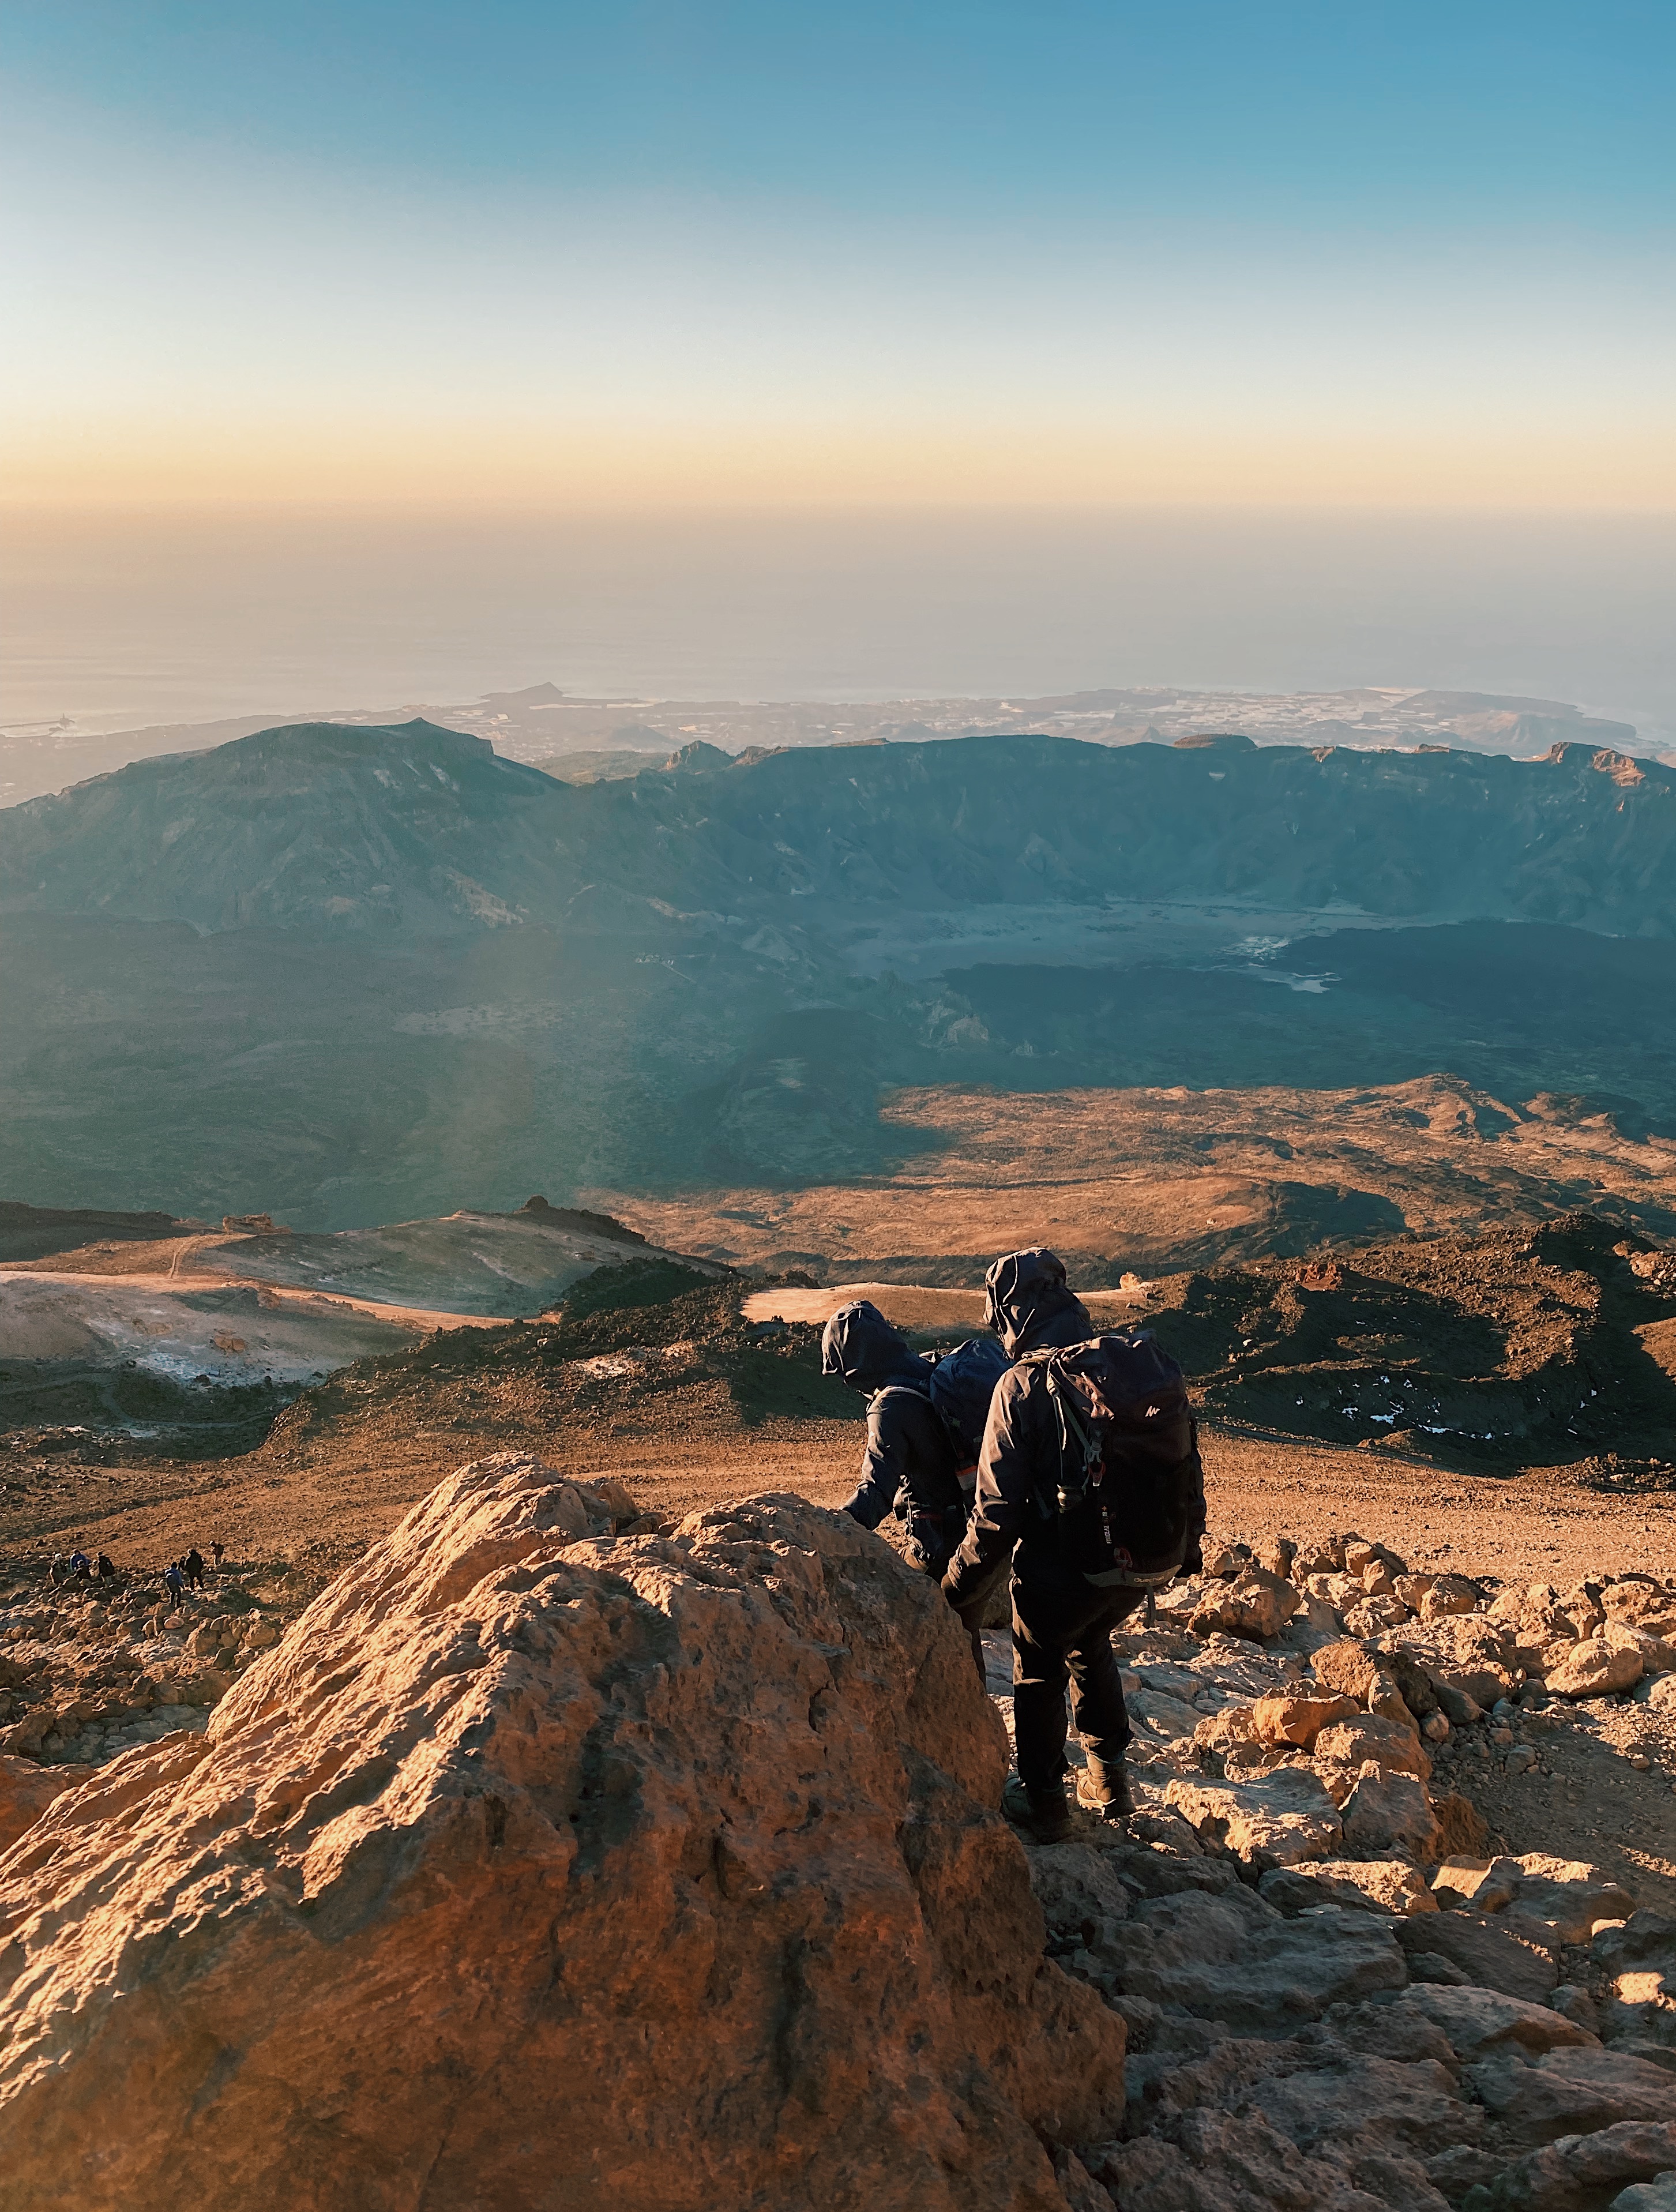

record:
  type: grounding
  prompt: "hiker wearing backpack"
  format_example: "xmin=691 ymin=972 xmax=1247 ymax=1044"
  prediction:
xmin=822 ymin=1301 xmax=1008 ymax=1590
xmin=942 ymin=1248 xmax=1206 ymax=1845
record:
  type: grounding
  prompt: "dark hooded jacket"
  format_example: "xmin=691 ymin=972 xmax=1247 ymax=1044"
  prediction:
xmin=983 ymin=1247 xmax=1092 ymax=1359
xmin=822 ymin=1300 xmax=965 ymax=1548
xmin=943 ymin=1249 xmax=1204 ymax=1617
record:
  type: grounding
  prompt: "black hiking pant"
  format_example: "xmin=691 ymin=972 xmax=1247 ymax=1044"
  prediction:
xmin=1010 ymin=1543 xmax=1145 ymax=1794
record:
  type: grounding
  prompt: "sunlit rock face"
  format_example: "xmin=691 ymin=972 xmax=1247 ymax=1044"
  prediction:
xmin=0 ymin=1456 xmax=1123 ymax=2212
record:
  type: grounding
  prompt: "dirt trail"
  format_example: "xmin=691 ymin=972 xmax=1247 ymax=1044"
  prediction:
xmin=167 ymin=1234 xmax=211 ymax=1280
xmin=6 ymin=1403 xmax=1673 ymax=1591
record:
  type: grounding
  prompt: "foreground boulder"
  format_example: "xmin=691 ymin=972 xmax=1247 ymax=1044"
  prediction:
xmin=0 ymin=1458 xmax=1123 ymax=2211
xmin=1547 ymin=1628 xmax=1646 ymax=1699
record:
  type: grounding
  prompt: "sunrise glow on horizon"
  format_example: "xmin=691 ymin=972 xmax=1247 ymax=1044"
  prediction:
xmin=5 ymin=1 xmax=1674 ymax=517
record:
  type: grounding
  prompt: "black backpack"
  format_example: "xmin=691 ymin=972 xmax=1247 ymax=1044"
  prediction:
xmin=926 ymin=1336 xmax=1011 ymax=1489
xmin=1023 ymin=1330 xmax=1201 ymax=1588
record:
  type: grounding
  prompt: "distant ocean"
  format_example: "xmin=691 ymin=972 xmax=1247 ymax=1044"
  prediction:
xmin=4 ymin=505 xmax=1674 ymax=745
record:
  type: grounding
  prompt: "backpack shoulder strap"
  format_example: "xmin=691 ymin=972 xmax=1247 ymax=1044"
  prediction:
xmin=869 ymin=1381 xmax=927 ymax=1422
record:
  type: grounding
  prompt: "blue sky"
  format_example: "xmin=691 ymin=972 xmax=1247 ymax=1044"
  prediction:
xmin=10 ymin=2 xmax=1673 ymax=223
xmin=3 ymin=3 xmax=1673 ymax=508
xmin=5 ymin=5 xmax=1676 ymax=730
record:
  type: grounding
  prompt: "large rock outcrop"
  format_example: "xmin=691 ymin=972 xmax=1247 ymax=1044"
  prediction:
xmin=0 ymin=1456 xmax=1123 ymax=2211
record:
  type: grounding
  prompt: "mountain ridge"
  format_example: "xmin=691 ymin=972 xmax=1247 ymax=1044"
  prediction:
xmin=0 ymin=720 xmax=566 ymax=934
xmin=3 ymin=679 xmax=1641 ymax=809
xmin=4 ymin=718 xmax=1676 ymax=940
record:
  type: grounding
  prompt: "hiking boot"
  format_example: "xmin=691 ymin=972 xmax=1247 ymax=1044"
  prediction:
xmin=1001 ymin=1775 xmax=1075 ymax=1845
xmin=1077 ymin=1753 xmax=1134 ymax=1819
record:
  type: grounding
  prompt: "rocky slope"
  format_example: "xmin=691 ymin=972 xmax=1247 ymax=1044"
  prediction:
xmin=0 ymin=1551 xmax=325 ymax=1775
xmin=0 ymin=1459 xmax=1125 ymax=2211
xmin=1141 ymin=1214 xmax=1676 ymax=1475
xmin=639 ymin=1214 xmax=1676 ymax=1478
xmin=998 ymin=1529 xmax=1676 ymax=2212
xmin=3 ymin=1458 xmax=1675 ymax=2207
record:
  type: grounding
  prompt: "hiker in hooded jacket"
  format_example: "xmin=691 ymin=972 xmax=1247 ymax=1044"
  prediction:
xmin=822 ymin=1300 xmax=1005 ymax=1586
xmin=942 ymin=1248 xmax=1207 ymax=1845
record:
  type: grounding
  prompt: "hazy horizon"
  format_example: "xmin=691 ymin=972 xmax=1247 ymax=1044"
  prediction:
xmin=7 ymin=504 xmax=1676 ymax=750
xmin=6 ymin=6 xmax=1676 ymax=752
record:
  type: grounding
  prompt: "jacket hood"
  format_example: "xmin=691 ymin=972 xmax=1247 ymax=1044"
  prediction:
xmin=983 ymin=1248 xmax=1092 ymax=1356
xmin=820 ymin=1300 xmax=927 ymax=1392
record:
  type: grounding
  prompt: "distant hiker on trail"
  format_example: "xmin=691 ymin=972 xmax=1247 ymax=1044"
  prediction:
xmin=68 ymin=1549 xmax=91 ymax=1583
xmin=184 ymin=1547 xmax=205 ymax=1590
xmin=822 ymin=1301 xmax=1008 ymax=1613
xmin=211 ymin=1540 xmax=226 ymax=1569
xmin=96 ymin=1553 xmax=117 ymax=1580
xmin=163 ymin=1561 xmax=186 ymax=1607
xmin=942 ymin=1248 xmax=1206 ymax=1845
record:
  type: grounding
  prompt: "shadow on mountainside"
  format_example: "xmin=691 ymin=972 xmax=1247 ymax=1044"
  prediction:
xmin=10 ymin=906 xmax=1676 ymax=1231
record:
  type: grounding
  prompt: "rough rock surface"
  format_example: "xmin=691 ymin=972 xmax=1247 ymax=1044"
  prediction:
xmin=1341 ymin=1766 xmax=1444 ymax=1860
xmin=1314 ymin=1712 xmax=1433 ymax=1783
xmin=1008 ymin=1528 xmax=1676 ymax=2212
xmin=1549 ymin=1630 xmax=1647 ymax=1700
xmin=1189 ymin=1567 xmax=1301 ymax=1643
xmin=1089 ymin=1884 xmax=1406 ymax=2031
xmin=1609 ymin=2179 xmax=1676 ymax=2212
xmin=1313 ymin=1639 xmax=1389 ymax=1706
xmin=1503 ymin=1859 xmax=1640 ymax=1948
xmin=6 ymin=1482 xmax=1674 ymax=2212
xmin=1466 ymin=2121 xmax=1676 ymax=2210
xmin=1393 ymin=1909 xmax=1561 ymax=2003
xmin=1594 ymin=1913 xmax=1676 ymax=2050
xmin=1253 ymin=1691 xmax=1359 ymax=1748
xmin=1400 ymin=1984 xmax=1597 ymax=2062
xmin=1166 ymin=1767 xmax=1344 ymax=1869
xmin=0 ymin=1755 xmax=92 ymax=1853
xmin=1262 ymin=1858 xmax=1440 ymax=1917
xmin=0 ymin=1458 xmax=1124 ymax=2211
xmin=1466 ymin=2046 xmax=1676 ymax=2148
